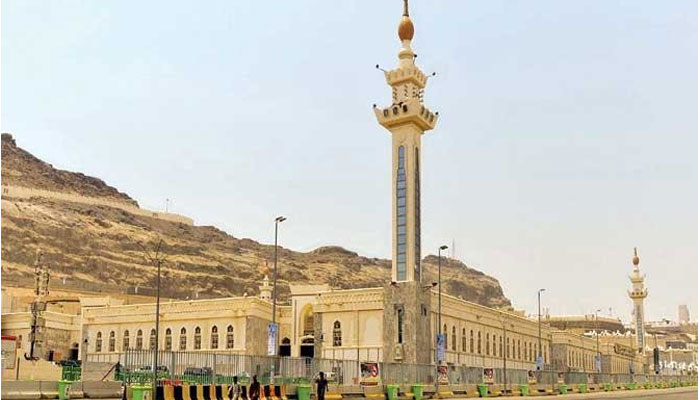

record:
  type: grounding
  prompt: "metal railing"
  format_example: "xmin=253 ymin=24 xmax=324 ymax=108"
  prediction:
xmin=109 ymin=349 xmax=697 ymax=387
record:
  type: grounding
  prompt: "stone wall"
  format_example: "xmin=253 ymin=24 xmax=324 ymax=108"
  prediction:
xmin=1 ymin=185 xmax=193 ymax=225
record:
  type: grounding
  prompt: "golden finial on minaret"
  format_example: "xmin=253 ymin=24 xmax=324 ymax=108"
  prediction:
xmin=632 ymin=247 xmax=639 ymax=266
xmin=398 ymin=0 xmax=414 ymax=42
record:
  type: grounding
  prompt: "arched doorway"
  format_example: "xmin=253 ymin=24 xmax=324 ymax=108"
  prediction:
xmin=300 ymin=337 xmax=315 ymax=358
xmin=69 ymin=343 xmax=79 ymax=360
xmin=279 ymin=337 xmax=291 ymax=357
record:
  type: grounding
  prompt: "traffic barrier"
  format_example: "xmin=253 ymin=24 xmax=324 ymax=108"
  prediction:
xmin=165 ymin=386 xmax=176 ymax=400
xmin=156 ymin=386 xmax=165 ymax=400
xmin=190 ymin=385 xmax=199 ymax=400
xmin=240 ymin=385 xmax=249 ymax=400
xmin=174 ymin=386 xmax=184 ymax=400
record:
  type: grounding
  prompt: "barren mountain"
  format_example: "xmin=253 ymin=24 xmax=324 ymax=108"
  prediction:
xmin=1 ymin=133 xmax=511 ymax=307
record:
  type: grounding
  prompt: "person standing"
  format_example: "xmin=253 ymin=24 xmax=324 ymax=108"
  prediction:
xmin=315 ymin=372 xmax=328 ymax=400
xmin=228 ymin=376 xmax=241 ymax=400
xmin=249 ymin=375 xmax=260 ymax=400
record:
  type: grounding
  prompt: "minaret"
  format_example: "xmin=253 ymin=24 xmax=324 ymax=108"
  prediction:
xmin=628 ymin=248 xmax=648 ymax=353
xmin=374 ymin=0 xmax=438 ymax=283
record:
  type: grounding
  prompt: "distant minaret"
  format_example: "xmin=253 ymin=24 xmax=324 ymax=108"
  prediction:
xmin=628 ymin=248 xmax=648 ymax=353
xmin=374 ymin=0 xmax=439 ymax=283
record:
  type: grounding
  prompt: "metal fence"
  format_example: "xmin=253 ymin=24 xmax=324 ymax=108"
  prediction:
xmin=103 ymin=349 xmax=696 ymax=387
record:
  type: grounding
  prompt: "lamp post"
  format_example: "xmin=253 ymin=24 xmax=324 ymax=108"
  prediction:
xmin=501 ymin=316 xmax=508 ymax=393
xmin=595 ymin=309 xmax=601 ymax=373
xmin=537 ymin=288 xmax=545 ymax=369
xmin=435 ymin=245 xmax=448 ymax=396
xmin=271 ymin=216 xmax=286 ymax=380
xmin=136 ymin=239 xmax=165 ymax=398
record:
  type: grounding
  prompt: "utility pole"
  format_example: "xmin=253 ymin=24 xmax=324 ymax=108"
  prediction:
xmin=137 ymin=239 xmax=166 ymax=397
xmin=26 ymin=249 xmax=49 ymax=361
xmin=500 ymin=314 xmax=508 ymax=393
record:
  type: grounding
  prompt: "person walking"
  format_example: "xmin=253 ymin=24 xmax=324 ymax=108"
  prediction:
xmin=249 ymin=375 xmax=260 ymax=400
xmin=315 ymin=372 xmax=328 ymax=400
xmin=228 ymin=376 xmax=241 ymax=400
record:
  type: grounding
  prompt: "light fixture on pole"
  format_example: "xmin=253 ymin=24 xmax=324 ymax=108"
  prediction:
xmin=595 ymin=308 xmax=602 ymax=373
xmin=435 ymin=244 xmax=448 ymax=396
xmin=537 ymin=288 xmax=545 ymax=370
xmin=270 ymin=216 xmax=286 ymax=382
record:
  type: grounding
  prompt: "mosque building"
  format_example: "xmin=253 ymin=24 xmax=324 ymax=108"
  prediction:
xmin=2 ymin=0 xmax=670 ymax=382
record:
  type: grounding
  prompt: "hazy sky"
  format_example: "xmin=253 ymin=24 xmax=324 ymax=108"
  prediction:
xmin=2 ymin=1 xmax=697 ymax=323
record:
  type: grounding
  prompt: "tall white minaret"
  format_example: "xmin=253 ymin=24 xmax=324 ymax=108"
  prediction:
xmin=628 ymin=248 xmax=648 ymax=353
xmin=374 ymin=0 xmax=438 ymax=283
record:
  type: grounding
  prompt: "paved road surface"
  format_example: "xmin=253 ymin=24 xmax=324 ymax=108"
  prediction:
xmin=553 ymin=387 xmax=697 ymax=399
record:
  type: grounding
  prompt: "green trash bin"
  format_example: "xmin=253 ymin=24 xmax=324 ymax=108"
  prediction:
xmin=131 ymin=386 xmax=152 ymax=400
xmin=519 ymin=384 xmax=529 ymax=396
xmin=411 ymin=384 xmax=423 ymax=400
xmin=627 ymin=382 xmax=636 ymax=390
xmin=386 ymin=384 xmax=399 ymax=400
xmin=604 ymin=383 xmax=612 ymax=392
xmin=58 ymin=380 xmax=72 ymax=400
xmin=558 ymin=384 xmax=568 ymax=395
xmin=297 ymin=384 xmax=312 ymax=400
xmin=578 ymin=383 xmax=587 ymax=393
xmin=477 ymin=384 xmax=488 ymax=398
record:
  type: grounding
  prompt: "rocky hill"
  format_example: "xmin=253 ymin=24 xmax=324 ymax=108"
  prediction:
xmin=1 ymin=133 xmax=511 ymax=307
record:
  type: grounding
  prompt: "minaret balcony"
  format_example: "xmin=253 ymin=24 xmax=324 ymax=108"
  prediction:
xmin=374 ymin=101 xmax=438 ymax=132
xmin=385 ymin=66 xmax=428 ymax=88
xmin=628 ymin=289 xmax=648 ymax=299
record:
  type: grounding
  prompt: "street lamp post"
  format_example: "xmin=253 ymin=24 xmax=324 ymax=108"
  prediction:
xmin=537 ymin=288 xmax=545 ymax=369
xmin=271 ymin=216 xmax=286 ymax=380
xmin=595 ymin=309 xmax=601 ymax=373
xmin=136 ymin=239 xmax=165 ymax=398
xmin=435 ymin=245 xmax=448 ymax=397
xmin=501 ymin=316 xmax=508 ymax=393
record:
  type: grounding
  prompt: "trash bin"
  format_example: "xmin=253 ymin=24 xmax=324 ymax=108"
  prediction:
xmin=604 ymin=383 xmax=612 ymax=392
xmin=578 ymin=383 xmax=587 ymax=393
xmin=519 ymin=384 xmax=529 ymax=396
xmin=558 ymin=384 xmax=567 ymax=395
xmin=131 ymin=386 xmax=152 ymax=400
xmin=386 ymin=384 xmax=399 ymax=400
xmin=477 ymin=384 xmax=488 ymax=398
xmin=297 ymin=384 xmax=312 ymax=400
xmin=627 ymin=382 xmax=636 ymax=390
xmin=411 ymin=384 xmax=423 ymax=400
xmin=58 ymin=380 xmax=72 ymax=400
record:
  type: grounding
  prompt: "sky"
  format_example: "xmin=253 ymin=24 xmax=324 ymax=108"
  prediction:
xmin=2 ymin=1 xmax=697 ymax=324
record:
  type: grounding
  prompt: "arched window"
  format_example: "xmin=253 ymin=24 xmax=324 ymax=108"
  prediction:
xmin=194 ymin=327 xmax=202 ymax=350
xmin=451 ymin=326 xmax=456 ymax=351
xmin=461 ymin=328 xmax=466 ymax=352
xmin=477 ymin=331 xmax=482 ymax=354
xmin=136 ymin=329 xmax=143 ymax=350
xmin=507 ymin=338 xmax=511 ymax=358
xmin=397 ymin=309 xmax=405 ymax=344
xmin=493 ymin=336 xmax=496 ymax=356
xmin=179 ymin=328 xmax=187 ymax=350
xmin=165 ymin=328 xmax=172 ymax=351
xmin=211 ymin=326 xmax=219 ymax=349
xmin=109 ymin=331 xmax=116 ymax=352
xmin=333 ymin=321 xmax=342 ymax=347
xmin=470 ymin=330 xmax=474 ymax=353
xmin=226 ymin=325 xmax=234 ymax=349
xmin=123 ymin=330 xmax=130 ymax=350
xmin=18 ymin=335 xmax=22 ymax=349
xmin=95 ymin=332 xmax=102 ymax=353
xmin=443 ymin=324 xmax=447 ymax=349
xmin=149 ymin=329 xmax=156 ymax=350
xmin=303 ymin=312 xmax=314 ymax=336
xmin=499 ymin=336 xmax=503 ymax=357
xmin=512 ymin=339 xmax=515 ymax=359
xmin=486 ymin=333 xmax=490 ymax=355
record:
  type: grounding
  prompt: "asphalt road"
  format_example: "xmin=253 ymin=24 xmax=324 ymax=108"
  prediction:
xmin=554 ymin=387 xmax=697 ymax=399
